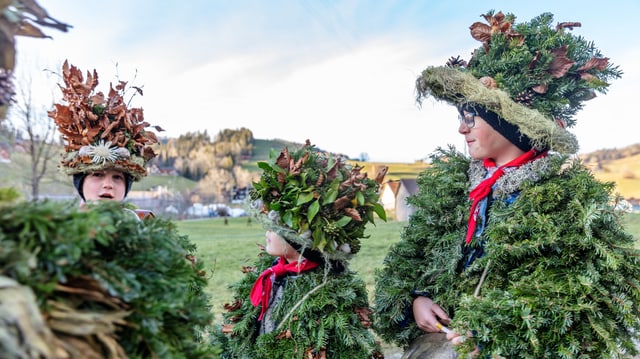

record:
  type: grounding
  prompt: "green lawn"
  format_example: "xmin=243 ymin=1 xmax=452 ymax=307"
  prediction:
xmin=178 ymin=212 xmax=639 ymax=356
xmin=177 ymin=212 xmax=640 ymax=321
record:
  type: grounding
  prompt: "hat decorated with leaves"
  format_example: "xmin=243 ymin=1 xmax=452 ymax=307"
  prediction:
xmin=249 ymin=140 xmax=387 ymax=265
xmin=48 ymin=60 xmax=163 ymax=181
xmin=416 ymin=10 xmax=621 ymax=154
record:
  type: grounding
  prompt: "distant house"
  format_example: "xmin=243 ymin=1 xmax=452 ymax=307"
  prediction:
xmin=147 ymin=164 xmax=178 ymax=176
xmin=379 ymin=178 xmax=418 ymax=221
xmin=0 ymin=142 xmax=11 ymax=163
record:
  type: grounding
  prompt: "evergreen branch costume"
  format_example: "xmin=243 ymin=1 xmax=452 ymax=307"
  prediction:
xmin=0 ymin=61 xmax=218 ymax=357
xmin=215 ymin=141 xmax=386 ymax=359
xmin=0 ymin=200 xmax=219 ymax=358
xmin=373 ymin=11 xmax=640 ymax=358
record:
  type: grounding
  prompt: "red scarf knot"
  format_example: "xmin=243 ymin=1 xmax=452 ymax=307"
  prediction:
xmin=249 ymin=256 xmax=320 ymax=320
xmin=465 ymin=149 xmax=547 ymax=245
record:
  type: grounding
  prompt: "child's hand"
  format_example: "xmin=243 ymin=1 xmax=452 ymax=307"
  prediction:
xmin=446 ymin=330 xmax=479 ymax=357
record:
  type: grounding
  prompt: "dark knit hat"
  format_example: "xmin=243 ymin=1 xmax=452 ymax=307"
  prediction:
xmin=416 ymin=11 xmax=621 ymax=154
xmin=249 ymin=140 xmax=387 ymax=266
xmin=49 ymin=60 xmax=164 ymax=181
xmin=458 ymin=103 xmax=534 ymax=152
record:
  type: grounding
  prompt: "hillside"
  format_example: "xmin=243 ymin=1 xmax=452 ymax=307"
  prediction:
xmin=1 ymin=138 xmax=638 ymax=201
xmin=582 ymin=153 xmax=640 ymax=200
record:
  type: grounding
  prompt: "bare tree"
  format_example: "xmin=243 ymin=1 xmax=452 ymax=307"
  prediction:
xmin=9 ymin=69 xmax=60 ymax=200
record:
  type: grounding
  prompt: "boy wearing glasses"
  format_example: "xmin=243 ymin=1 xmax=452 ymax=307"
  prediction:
xmin=374 ymin=10 xmax=640 ymax=358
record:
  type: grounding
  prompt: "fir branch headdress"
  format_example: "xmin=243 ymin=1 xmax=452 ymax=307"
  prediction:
xmin=416 ymin=10 xmax=621 ymax=154
xmin=249 ymin=140 xmax=387 ymax=264
xmin=48 ymin=60 xmax=164 ymax=180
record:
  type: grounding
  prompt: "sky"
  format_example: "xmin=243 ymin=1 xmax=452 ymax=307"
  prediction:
xmin=13 ymin=0 xmax=640 ymax=163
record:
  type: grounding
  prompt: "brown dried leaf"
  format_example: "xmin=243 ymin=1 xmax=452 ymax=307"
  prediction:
xmin=333 ymin=196 xmax=351 ymax=210
xmin=325 ymin=159 xmax=340 ymax=182
xmin=577 ymin=57 xmax=609 ymax=72
xmin=316 ymin=172 xmax=325 ymax=187
xmin=556 ymin=21 xmax=581 ymax=31
xmin=469 ymin=21 xmax=492 ymax=45
xmin=276 ymin=147 xmax=290 ymax=169
xmin=223 ymin=300 xmax=243 ymax=311
xmin=355 ymin=307 xmax=373 ymax=328
xmin=548 ymin=46 xmax=575 ymax=78
xmin=470 ymin=11 xmax=522 ymax=52
xmin=290 ymin=151 xmax=310 ymax=175
xmin=275 ymin=329 xmax=291 ymax=340
xmin=343 ymin=207 xmax=362 ymax=222
xmin=529 ymin=50 xmax=541 ymax=70
xmin=241 ymin=265 xmax=256 ymax=273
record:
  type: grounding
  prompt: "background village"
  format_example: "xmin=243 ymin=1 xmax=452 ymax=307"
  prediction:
xmin=2 ymin=126 xmax=639 ymax=221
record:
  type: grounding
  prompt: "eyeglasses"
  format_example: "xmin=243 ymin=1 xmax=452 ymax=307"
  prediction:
xmin=458 ymin=112 xmax=476 ymax=128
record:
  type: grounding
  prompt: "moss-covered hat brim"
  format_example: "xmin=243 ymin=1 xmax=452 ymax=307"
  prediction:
xmin=416 ymin=66 xmax=578 ymax=154
xmin=60 ymin=152 xmax=148 ymax=181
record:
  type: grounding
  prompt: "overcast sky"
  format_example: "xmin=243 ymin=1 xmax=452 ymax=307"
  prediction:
xmin=14 ymin=0 xmax=640 ymax=162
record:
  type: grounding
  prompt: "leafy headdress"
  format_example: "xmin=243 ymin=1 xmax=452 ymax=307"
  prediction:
xmin=249 ymin=140 xmax=387 ymax=267
xmin=48 ymin=60 xmax=163 ymax=181
xmin=416 ymin=10 xmax=621 ymax=154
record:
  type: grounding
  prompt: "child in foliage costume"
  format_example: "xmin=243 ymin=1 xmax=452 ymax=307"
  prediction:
xmin=217 ymin=140 xmax=387 ymax=359
xmin=48 ymin=60 xmax=162 ymax=218
xmin=0 ymin=62 xmax=218 ymax=358
xmin=373 ymin=10 xmax=640 ymax=358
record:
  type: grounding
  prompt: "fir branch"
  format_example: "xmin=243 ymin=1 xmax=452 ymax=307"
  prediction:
xmin=276 ymin=280 xmax=329 ymax=332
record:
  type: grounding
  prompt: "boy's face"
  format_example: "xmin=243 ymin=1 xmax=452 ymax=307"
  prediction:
xmin=265 ymin=230 xmax=300 ymax=262
xmin=458 ymin=113 xmax=524 ymax=166
xmin=82 ymin=169 xmax=127 ymax=202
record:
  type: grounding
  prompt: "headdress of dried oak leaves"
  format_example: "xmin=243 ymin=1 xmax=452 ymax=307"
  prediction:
xmin=49 ymin=60 xmax=163 ymax=180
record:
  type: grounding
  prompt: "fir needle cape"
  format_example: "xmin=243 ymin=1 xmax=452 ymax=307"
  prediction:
xmin=374 ymin=9 xmax=636 ymax=358
xmin=215 ymin=141 xmax=385 ymax=358
xmin=0 ymin=199 xmax=218 ymax=358
xmin=373 ymin=147 xmax=640 ymax=357
xmin=217 ymin=253 xmax=382 ymax=359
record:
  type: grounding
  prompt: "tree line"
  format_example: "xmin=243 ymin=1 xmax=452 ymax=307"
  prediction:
xmin=154 ymin=127 xmax=256 ymax=203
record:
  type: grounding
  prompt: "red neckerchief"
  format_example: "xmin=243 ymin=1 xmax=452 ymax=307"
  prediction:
xmin=465 ymin=149 xmax=548 ymax=245
xmin=249 ymin=256 xmax=320 ymax=320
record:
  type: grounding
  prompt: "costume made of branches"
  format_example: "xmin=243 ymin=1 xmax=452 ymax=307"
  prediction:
xmin=216 ymin=253 xmax=381 ymax=359
xmin=373 ymin=147 xmax=640 ymax=358
xmin=214 ymin=141 xmax=384 ymax=358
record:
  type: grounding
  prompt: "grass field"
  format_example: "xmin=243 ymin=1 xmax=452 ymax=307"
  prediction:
xmin=179 ymin=212 xmax=638 ymax=357
xmin=178 ymin=212 xmax=640 ymax=322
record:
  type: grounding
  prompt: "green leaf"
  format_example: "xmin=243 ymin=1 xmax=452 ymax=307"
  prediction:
xmin=283 ymin=211 xmax=293 ymax=228
xmin=373 ymin=203 xmax=387 ymax=221
xmin=336 ymin=216 xmax=352 ymax=227
xmin=356 ymin=191 xmax=364 ymax=206
xmin=256 ymin=161 xmax=272 ymax=171
xmin=296 ymin=191 xmax=315 ymax=206
xmin=307 ymin=200 xmax=320 ymax=222
xmin=313 ymin=226 xmax=327 ymax=250
xmin=322 ymin=185 xmax=339 ymax=205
